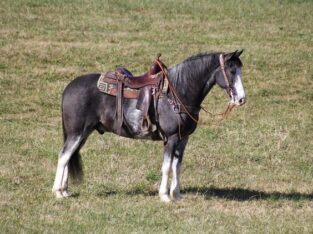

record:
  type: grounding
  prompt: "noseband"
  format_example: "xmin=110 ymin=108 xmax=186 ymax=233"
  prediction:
xmin=219 ymin=54 xmax=233 ymax=97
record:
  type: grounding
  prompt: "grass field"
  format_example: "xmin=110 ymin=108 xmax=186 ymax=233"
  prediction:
xmin=1 ymin=0 xmax=313 ymax=233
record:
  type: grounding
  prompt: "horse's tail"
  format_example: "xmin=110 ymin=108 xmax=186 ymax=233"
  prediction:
xmin=62 ymin=113 xmax=67 ymax=144
xmin=68 ymin=148 xmax=84 ymax=183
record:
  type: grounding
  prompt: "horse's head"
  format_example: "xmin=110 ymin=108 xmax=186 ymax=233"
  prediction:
xmin=215 ymin=50 xmax=246 ymax=106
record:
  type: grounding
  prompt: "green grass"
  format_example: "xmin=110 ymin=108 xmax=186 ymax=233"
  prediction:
xmin=1 ymin=0 xmax=313 ymax=233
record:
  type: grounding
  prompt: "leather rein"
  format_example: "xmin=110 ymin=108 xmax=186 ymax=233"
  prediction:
xmin=154 ymin=54 xmax=233 ymax=139
xmin=155 ymin=59 xmax=198 ymax=123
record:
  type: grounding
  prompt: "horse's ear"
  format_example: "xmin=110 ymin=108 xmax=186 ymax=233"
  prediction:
xmin=236 ymin=49 xmax=244 ymax=57
xmin=223 ymin=51 xmax=236 ymax=61
xmin=224 ymin=50 xmax=244 ymax=61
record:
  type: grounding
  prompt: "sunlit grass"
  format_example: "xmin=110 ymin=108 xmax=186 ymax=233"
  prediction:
xmin=1 ymin=0 xmax=313 ymax=233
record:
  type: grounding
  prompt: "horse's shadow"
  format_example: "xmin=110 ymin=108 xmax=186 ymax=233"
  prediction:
xmin=182 ymin=186 xmax=313 ymax=201
xmin=96 ymin=185 xmax=313 ymax=201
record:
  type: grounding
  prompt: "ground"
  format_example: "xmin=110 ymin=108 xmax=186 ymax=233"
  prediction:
xmin=0 ymin=0 xmax=313 ymax=233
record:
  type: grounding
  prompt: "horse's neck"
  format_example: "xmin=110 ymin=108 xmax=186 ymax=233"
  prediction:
xmin=167 ymin=56 xmax=217 ymax=107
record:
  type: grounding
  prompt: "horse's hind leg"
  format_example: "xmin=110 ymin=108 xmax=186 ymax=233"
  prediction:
xmin=52 ymin=135 xmax=83 ymax=198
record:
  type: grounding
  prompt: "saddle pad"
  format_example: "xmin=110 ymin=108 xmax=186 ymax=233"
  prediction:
xmin=97 ymin=73 xmax=139 ymax=99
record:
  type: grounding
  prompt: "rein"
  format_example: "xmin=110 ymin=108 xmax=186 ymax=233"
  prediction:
xmin=155 ymin=58 xmax=199 ymax=123
xmin=155 ymin=57 xmax=198 ymax=139
xmin=155 ymin=54 xmax=236 ymax=139
xmin=201 ymin=102 xmax=237 ymax=119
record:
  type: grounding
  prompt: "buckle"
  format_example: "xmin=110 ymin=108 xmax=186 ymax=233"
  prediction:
xmin=103 ymin=82 xmax=108 ymax=93
xmin=173 ymin=103 xmax=181 ymax=114
xmin=168 ymin=99 xmax=180 ymax=114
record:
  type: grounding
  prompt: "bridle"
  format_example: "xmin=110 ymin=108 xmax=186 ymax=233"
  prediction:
xmin=154 ymin=54 xmax=237 ymax=139
xmin=219 ymin=54 xmax=233 ymax=98
xmin=215 ymin=54 xmax=239 ymax=118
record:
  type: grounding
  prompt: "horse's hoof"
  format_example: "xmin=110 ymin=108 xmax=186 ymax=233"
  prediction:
xmin=53 ymin=189 xmax=71 ymax=199
xmin=171 ymin=194 xmax=183 ymax=201
xmin=61 ymin=190 xmax=71 ymax=197
xmin=160 ymin=194 xmax=171 ymax=203
xmin=170 ymin=190 xmax=183 ymax=201
xmin=55 ymin=190 xmax=64 ymax=199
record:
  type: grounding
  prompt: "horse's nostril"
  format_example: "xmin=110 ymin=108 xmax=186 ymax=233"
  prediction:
xmin=239 ymin=98 xmax=246 ymax=105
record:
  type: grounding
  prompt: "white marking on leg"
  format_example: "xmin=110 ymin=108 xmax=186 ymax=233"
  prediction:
xmin=170 ymin=156 xmax=182 ymax=200
xmin=52 ymin=136 xmax=81 ymax=198
xmin=61 ymin=165 xmax=70 ymax=197
xmin=159 ymin=155 xmax=172 ymax=202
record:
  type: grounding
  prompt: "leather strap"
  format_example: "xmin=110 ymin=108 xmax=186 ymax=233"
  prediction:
xmin=219 ymin=54 xmax=232 ymax=96
xmin=116 ymin=72 xmax=125 ymax=132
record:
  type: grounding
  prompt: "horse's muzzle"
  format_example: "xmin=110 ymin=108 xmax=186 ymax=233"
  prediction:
xmin=230 ymin=97 xmax=246 ymax=106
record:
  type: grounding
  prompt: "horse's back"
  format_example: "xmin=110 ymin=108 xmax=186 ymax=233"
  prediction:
xmin=63 ymin=73 xmax=100 ymax=97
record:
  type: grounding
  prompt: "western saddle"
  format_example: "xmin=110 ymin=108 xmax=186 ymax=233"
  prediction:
xmin=97 ymin=55 xmax=168 ymax=134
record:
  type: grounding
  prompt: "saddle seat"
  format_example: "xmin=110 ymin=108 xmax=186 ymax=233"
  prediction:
xmin=103 ymin=60 xmax=165 ymax=90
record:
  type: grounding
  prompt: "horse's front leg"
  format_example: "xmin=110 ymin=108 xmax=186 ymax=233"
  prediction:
xmin=159 ymin=136 xmax=178 ymax=202
xmin=170 ymin=137 xmax=189 ymax=201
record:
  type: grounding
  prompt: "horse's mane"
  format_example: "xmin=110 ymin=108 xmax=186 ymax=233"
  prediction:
xmin=168 ymin=52 xmax=219 ymax=89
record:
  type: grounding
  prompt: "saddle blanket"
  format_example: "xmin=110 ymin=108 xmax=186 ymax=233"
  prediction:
xmin=97 ymin=72 xmax=140 ymax=99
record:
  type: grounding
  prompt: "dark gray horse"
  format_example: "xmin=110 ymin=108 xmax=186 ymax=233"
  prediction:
xmin=52 ymin=50 xmax=246 ymax=202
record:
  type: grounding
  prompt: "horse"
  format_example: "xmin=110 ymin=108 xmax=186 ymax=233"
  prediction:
xmin=52 ymin=50 xmax=246 ymax=202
